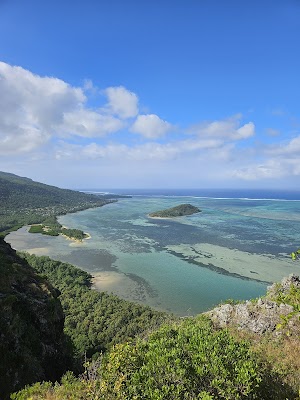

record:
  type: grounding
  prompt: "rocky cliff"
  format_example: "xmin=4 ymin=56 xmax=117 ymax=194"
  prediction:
xmin=0 ymin=239 xmax=68 ymax=399
xmin=207 ymin=274 xmax=300 ymax=335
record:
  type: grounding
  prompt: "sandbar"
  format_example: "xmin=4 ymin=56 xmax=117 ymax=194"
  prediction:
xmin=24 ymin=247 xmax=50 ymax=255
xmin=165 ymin=243 xmax=297 ymax=283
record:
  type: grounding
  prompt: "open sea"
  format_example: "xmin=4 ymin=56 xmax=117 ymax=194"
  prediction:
xmin=6 ymin=189 xmax=300 ymax=316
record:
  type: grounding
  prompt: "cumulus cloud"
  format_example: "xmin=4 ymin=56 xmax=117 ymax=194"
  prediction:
xmin=266 ymin=135 xmax=300 ymax=156
xmin=130 ymin=114 xmax=172 ymax=139
xmin=0 ymin=61 xmax=85 ymax=153
xmin=105 ymin=86 xmax=139 ymax=119
xmin=188 ymin=115 xmax=255 ymax=141
xmin=0 ymin=126 xmax=48 ymax=155
xmin=3 ymin=61 xmax=278 ymax=188
xmin=0 ymin=62 xmax=139 ymax=154
xmin=0 ymin=61 xmax=85 ymax=127
xmin=63 ymin=109 xmax=124 ymax=137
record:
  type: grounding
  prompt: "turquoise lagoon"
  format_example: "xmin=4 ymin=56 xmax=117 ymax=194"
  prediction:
xmin=6 ymin=192 xmax=300 ymax=315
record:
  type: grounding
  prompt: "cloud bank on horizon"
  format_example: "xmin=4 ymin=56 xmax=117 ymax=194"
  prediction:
xmin=0 ymin=61 xmax=299 ymax=188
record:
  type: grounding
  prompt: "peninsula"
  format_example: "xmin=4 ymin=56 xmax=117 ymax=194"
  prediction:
xmin=149 ymin=203 xmax=201 ymax=218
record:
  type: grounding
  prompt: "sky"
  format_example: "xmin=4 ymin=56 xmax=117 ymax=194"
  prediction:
xmin=0 ymin=0 xmax=299 ymax=189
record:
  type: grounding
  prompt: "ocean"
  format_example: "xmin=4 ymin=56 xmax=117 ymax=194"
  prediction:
xmin=6 ymin=189 xmax=300 ymax=316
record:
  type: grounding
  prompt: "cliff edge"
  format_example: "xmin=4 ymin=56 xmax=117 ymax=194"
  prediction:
xmin=0 ymin=239 xmax=68 ymax=399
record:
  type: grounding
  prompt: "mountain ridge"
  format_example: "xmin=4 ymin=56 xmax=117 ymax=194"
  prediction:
xmin=0 ymin=171 xmax=113 ymax=234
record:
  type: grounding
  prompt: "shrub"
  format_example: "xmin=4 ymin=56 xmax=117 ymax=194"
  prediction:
xmin=100 ymin=316 xmax=264 ymax=399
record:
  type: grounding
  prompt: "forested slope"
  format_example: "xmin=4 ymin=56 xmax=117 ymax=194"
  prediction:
xmin=2 ymin=244 xmax=300 ymax=399
xmin=0 ymin=239 xmax=68 ymax=399
xmin=21 ymin=253 xmax=169 ymax=364
xmin=0 ymin=171 xmax=113 ymax=233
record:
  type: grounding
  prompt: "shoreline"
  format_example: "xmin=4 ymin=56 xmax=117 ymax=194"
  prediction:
xmin=4 ymin=198 xmax=299 ymax=313
xmin=147 ymin=214 xmax=178 ymax=221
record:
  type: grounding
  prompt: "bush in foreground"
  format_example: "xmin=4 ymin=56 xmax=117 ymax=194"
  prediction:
xmin=13 ymin=316 xmax=291 ymax=400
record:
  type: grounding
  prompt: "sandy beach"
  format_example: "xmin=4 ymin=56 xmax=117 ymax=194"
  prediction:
xmin=92 ymin=270 xmax=153 ymax=303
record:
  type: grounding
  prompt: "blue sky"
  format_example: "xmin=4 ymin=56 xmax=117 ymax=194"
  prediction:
xmin=0 ymin=0 xmax=299 ymax=189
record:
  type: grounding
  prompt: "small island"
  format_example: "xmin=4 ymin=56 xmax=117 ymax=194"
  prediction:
xmin=149 ymin=203 xmax=201 ymax=218
xmin=29 ymin=216 xmax=89 ymax=241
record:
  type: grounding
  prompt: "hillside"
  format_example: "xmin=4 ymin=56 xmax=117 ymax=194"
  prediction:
xmin=0 ymin=171 xmax=113 ymax=234
xmin=10 ymin=262 xmax=300 ymax=399
xmin=0 ymin=243 xmax=169 ymax=399
xmin=149 ymin=203 xmax=201 ymax=218
xmin=0 ymin=238 xmax=68 ymax=399
xmin=1 ymin=172 xmax=300 ymax=399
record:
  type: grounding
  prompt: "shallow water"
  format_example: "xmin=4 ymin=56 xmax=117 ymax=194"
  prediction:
xmin=6 ymin=194 xmax=300 ymax=315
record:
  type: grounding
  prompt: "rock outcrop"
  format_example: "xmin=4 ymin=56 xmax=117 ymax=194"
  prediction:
xmin=207 ymin=274 xmax=300 ymax=335
xmin=0 ymin=239 xmax=68 ymax=399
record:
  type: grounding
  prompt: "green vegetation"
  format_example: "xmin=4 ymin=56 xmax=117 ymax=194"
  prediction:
xmin=20 ymin=253 xmax=169 ymax=364
xmin=268 ymin=280 xmax=300 ymax=331
xmin=291 ymin=248 xmax=300 ymax=260
xmin=12 ymin=317 xmax=296 ymax=400
xmin=1 ymin=171 xmax=300 ymax=399
xmin=28 ymin=225 xmax=44 ymax=234
xmin=29 ymin=222 xmax=88 ymax=240
xmin=5 ymin=250 xmax=300 ymax=400
xmin=100 ymin=317 xmax=265 ymax=399
xmin=61 ymin=228 xmax=87 ymax=240
xmin=0 ymin=239 xmax=68 ymax=399
xmin=0 ymin=171 xmax=114 ymax=235
xmin=149 ymin=203 xmax=201 ymax=218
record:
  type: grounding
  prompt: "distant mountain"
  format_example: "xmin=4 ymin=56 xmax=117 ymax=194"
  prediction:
xmin=0 ymin=171 xmax=113 ymax=234
xmin=149 ymin=203 xmax=201 ymax=218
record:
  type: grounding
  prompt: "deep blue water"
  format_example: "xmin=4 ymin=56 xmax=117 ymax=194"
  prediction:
xmin=83 ymin=188 xmax=300 ymax=201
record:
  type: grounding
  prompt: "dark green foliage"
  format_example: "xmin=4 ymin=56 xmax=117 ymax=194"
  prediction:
xmin=0 ymin=239 xmax=68 ymax=399
xmin=61 ymin=227 xmax=87 ymax=240
xmin=28 ymin=225 xmax=44 ymax=233
xmin=21 ymin=253 xmax=169 ymax=365
xmin=149 ymin=203 xmax=201 ymax=218
xmin=10 ymin=372 xmax=98 ymax=400
xmin=0 ymin=171 xmax=113 ymax=233
xmin=14 ymin=317 xmax=291 ymax=399
xmin=29 ymin=224 xmax=60 ymax=236
xmin=28 ymin=222 xmax=86 ymax=239
xmin=100 ymin=316 xmax=265 ymax=399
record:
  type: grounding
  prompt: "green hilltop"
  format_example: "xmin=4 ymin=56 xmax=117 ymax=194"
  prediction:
xmin=0 ymin=171 xmax=113 ymax=235
xmin=149 ymin=203 xmax=201 ymax=218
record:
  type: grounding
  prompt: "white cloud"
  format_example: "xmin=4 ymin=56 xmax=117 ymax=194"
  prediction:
xmin=188 ymin=115 xmax=255 ymax=141
xmin=266 ymin=135 xmax=300 ymax=156
xmin=0 ymin=62 xmax=136 ymax=153
xmin=63 ymin=109 xmax=125 ymax=137
xmin=236 ymin=122 xmax=255 ymax=139
xmin=232 ymin=157 xmax=300 ymax=180
xmin=0 ymin=61 xmax=85 ymax=128
xmin=6 ymin=61 xmax=295 ymax=188
xmin=82 ymin=143 xmax=127 ymax=159
xmin=54 ymin=134 xmax=232 ymax=164
xmin=233 ymin=162 xmax=285 ymax=180
xmin=0 ymin=126 xmax=48 ymax=155
xmin=105 ymin=86 xmax=139 ymax=119
xmin=130 ymin=114 xmax=172 ymax=139
xmin=0 ymin=61 xmax=85 ymax=154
